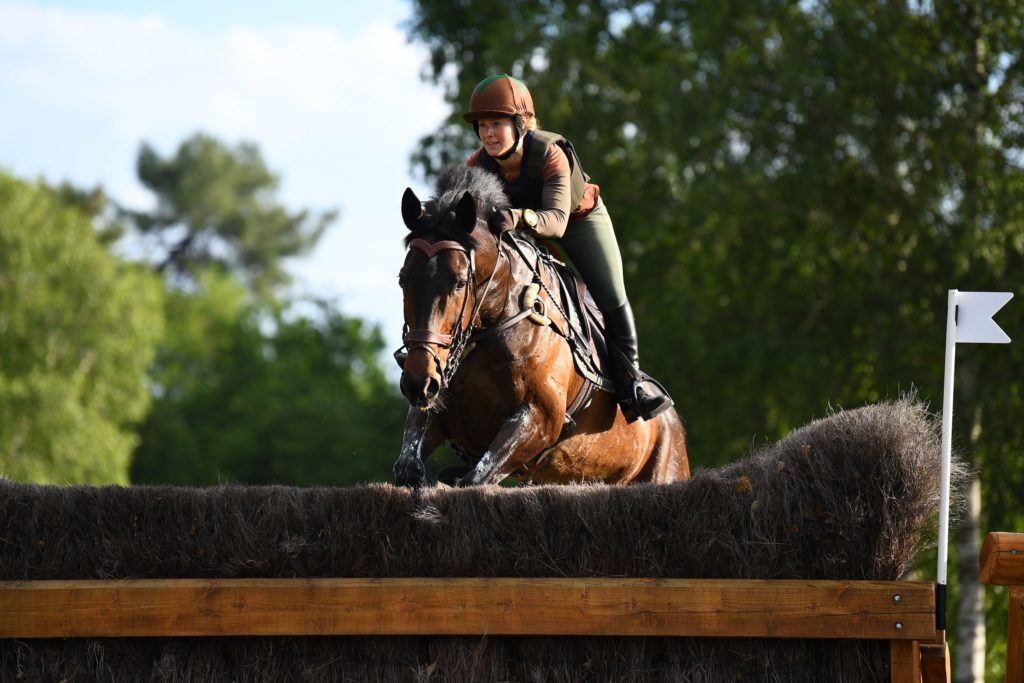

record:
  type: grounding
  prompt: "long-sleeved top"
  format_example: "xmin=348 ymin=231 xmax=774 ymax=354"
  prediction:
xmin=467 ymin=133 xmax=600 ymax=238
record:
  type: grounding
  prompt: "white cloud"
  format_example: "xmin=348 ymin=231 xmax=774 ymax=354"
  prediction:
xmin=0 ymin=1 xmax=450 ymax=347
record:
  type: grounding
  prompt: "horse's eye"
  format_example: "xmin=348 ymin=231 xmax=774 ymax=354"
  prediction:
xmin=454 ymin=279 xmax=468 ymax=291
xmin=397 ymin=272 xmax=408 ymax=289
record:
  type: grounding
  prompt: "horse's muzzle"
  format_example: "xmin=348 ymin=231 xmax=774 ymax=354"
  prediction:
xmin=400 ymin=371 xmax=441 ymax=408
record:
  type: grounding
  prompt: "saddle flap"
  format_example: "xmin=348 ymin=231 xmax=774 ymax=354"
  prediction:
xmin=553 ymin=264 xmax=614 ymax=391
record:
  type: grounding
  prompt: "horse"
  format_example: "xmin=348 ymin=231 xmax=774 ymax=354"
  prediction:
xmin=392 ymin=164 xmax=689 ymax=487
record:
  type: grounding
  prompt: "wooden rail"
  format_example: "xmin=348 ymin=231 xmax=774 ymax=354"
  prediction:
xmin=0 ymin=577 xmax=933 ymax=639
xmin=981 ymin=532 xmax=1024 ymax=683
xmin=0 ymin=577 xmax=943 ymax=682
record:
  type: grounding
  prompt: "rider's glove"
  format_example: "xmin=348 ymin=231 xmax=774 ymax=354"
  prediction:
xmin=492 ymin=208 xmax=523 ymax=233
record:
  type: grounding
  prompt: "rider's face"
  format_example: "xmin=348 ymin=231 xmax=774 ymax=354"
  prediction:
xmin=477 ymin=117 xmax=517 ymax=157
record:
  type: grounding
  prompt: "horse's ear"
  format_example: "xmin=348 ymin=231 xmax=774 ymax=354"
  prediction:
xmin=402 ymin=188 xmax=424 ymax=230
xmin=455 ymin=191 xmax=477 ymax=234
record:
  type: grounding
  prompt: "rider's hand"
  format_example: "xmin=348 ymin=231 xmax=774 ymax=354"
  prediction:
xmin=492 ymin=208 xmax=522 ymax=233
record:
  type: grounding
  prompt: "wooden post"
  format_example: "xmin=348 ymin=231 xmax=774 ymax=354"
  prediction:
xmin=919 ymin=631 xmax=951 ymax=683
xmin=1008 ymin=587 xmax=1024 ymax=683
xmin=890 ymin=639 xmax=921 ymax=683
xmin=980 ymin=532 xmax=1024 ymax=683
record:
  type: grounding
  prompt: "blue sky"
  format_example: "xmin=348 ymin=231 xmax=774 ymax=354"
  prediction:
xmin=0 ymin=0 xmax=448 ymax=351
xmin=19 ymin=0 xmax=411 ymax=34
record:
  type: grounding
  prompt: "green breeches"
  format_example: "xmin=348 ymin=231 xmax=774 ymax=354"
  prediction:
xmin=556 ymin=198 xmax=628 ymax=313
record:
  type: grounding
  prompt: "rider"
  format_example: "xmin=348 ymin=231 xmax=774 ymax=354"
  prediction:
xmin=463 ymin=73 xmax=673 ymax=423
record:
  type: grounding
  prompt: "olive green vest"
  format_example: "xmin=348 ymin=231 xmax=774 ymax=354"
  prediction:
xmin=526 ymin=130 xmax=591 ymax=210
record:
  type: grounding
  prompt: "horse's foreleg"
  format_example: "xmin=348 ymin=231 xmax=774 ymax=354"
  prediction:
xmin=460 ymin=404 xmax=545 ymax=486
xmin=393 ymin=407 xmax=443 ymax=488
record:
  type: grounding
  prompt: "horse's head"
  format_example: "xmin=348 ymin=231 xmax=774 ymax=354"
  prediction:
xmin=396 ymin=166 xmax=509 ymax=409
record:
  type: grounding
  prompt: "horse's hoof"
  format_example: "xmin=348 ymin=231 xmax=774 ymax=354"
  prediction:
xmin=395 ymin=473 xmax=428 ymax=489
xmin=394 ymin=462 xmax=428 ymax=489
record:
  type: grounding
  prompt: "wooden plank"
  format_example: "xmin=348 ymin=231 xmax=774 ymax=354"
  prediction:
xmin=889 ymin=639 xmax=921 ymax=683
xmin=980 ymin=532 xmax=1024 ymax=586
xmin=1008 ymin=587 xmax=1024 ymax=683
xmin=0 ymin=578 xmax=935 ymax=640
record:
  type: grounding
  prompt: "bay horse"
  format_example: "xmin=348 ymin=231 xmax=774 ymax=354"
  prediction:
xmin=393 ymin=164 xmax=689 ymax=487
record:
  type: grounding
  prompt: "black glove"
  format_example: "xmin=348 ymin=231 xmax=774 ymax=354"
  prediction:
xmin=492 ymin=208 xmax=522 ymax=233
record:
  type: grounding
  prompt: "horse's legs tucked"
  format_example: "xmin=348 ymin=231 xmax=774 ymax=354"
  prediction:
xmin=460 ymin=404 xmax=544 ymax=486
xmin=394 ymin=407 xmax=442 ymax=488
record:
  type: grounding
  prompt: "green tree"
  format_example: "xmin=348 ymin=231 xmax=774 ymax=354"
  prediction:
xmin=128 ymin=133 xmax=336 ymax=299
xmin=131 ymin=270 xmax=406 ymax=486
xmin=408 ymin=1 xmax=1024 ymax=678
xmin=0 ymin=171 xmax=164 ymax=484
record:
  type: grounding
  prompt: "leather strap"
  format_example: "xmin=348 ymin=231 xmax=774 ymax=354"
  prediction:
xmin=409 ymin=238 xmax=467 ymax=258
xmin=405 ymin=329 xmax=455 ymax=348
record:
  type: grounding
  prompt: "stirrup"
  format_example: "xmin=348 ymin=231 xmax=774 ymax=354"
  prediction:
xmin=620 ymin=375 xmax=674 ymax=423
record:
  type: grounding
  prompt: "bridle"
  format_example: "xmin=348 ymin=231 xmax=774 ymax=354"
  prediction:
xmin=395 ymin=231 xmax=506 ymax=388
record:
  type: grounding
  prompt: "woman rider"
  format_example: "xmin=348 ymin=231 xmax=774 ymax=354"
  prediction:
xmin=463 ymin=73 xmax=673 ymax=422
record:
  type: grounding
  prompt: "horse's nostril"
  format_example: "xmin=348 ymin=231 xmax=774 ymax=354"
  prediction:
xmin=400 ymin=372 xmax=440 ymax=405
xmin=399 ymin=373 xmax=416 ymax=401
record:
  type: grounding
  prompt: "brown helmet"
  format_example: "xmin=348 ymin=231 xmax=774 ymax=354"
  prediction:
xmin=462 ymin=74 xmax=535 ymax=123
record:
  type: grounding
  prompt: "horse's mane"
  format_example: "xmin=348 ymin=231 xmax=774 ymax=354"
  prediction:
xmin=404 ymin=164 xmax=511 ymax=248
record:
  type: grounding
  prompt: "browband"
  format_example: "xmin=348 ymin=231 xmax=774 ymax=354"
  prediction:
xmin=409 ymin=238 xmax=468 ymax=258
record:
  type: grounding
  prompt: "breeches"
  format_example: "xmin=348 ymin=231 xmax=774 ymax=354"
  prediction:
xmin=557 ymin=198 xmax=628 ymax=313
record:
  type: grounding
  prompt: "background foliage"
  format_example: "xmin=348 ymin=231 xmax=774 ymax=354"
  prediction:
xmin=0 ymin=172 xmax=163 ymax=483
xmin=130 ymin=271 xmax=405 ymax=486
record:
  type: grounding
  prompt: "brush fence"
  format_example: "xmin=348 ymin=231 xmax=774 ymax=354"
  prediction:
xmin=0 ymin=400 xmax=958 ymax=681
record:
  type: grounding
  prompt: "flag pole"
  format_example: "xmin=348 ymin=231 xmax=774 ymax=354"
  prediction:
xmin=936 ymin=288 xmax=958 ymax=631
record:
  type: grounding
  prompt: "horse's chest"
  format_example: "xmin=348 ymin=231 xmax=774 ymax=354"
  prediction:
xmin=443 ymin=360 xmax=525 ymax=452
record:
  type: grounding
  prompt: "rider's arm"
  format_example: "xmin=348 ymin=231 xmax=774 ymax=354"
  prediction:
xmin=530 ymin=145 xmax=572 ymax=238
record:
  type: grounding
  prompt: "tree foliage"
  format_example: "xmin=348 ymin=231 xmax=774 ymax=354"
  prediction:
xmin=129 ymin=133 xmax=336 ymax=299
xmin=130 ymin=271 xmax=406 ymax=487
xmin=0 ymin=172 xmax=163 ymax=484
xmin=409 ymin=1 xmax=1024 ymax=677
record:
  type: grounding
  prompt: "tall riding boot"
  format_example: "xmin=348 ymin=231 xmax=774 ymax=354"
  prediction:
xmin=603 ymin=301 xmax=674 ymax=423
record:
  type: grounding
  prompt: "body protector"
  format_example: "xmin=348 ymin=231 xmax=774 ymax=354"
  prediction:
xmin=479 ymin=130 xmax=591 ymax=212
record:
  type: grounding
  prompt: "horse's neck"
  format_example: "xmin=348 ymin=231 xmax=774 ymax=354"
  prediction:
xmin=475 ymin=247 xmax=521 ymax=328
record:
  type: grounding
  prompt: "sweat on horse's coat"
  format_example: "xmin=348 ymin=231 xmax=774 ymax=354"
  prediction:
xmin=0 ymin=398 xmax=963 ymax=682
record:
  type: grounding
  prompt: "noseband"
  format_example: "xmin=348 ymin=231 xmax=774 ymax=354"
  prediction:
xmin=396 ymin=235 xmax=503 ymax=388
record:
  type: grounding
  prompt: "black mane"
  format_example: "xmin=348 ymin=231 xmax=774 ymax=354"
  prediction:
xmin=403 ymin=164 xmax=510 ymax=248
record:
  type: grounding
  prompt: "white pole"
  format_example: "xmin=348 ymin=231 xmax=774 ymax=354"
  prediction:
xmin=936 ymin=288 xmax=957 ymax=629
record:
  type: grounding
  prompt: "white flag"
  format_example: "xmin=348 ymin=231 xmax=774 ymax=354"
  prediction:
xmin=956 ymin=291 xmax=1013 ymax=344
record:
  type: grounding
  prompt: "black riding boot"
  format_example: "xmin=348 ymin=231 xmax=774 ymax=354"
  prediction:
xmin=603 ymin=301 xmax=674 ymax=423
